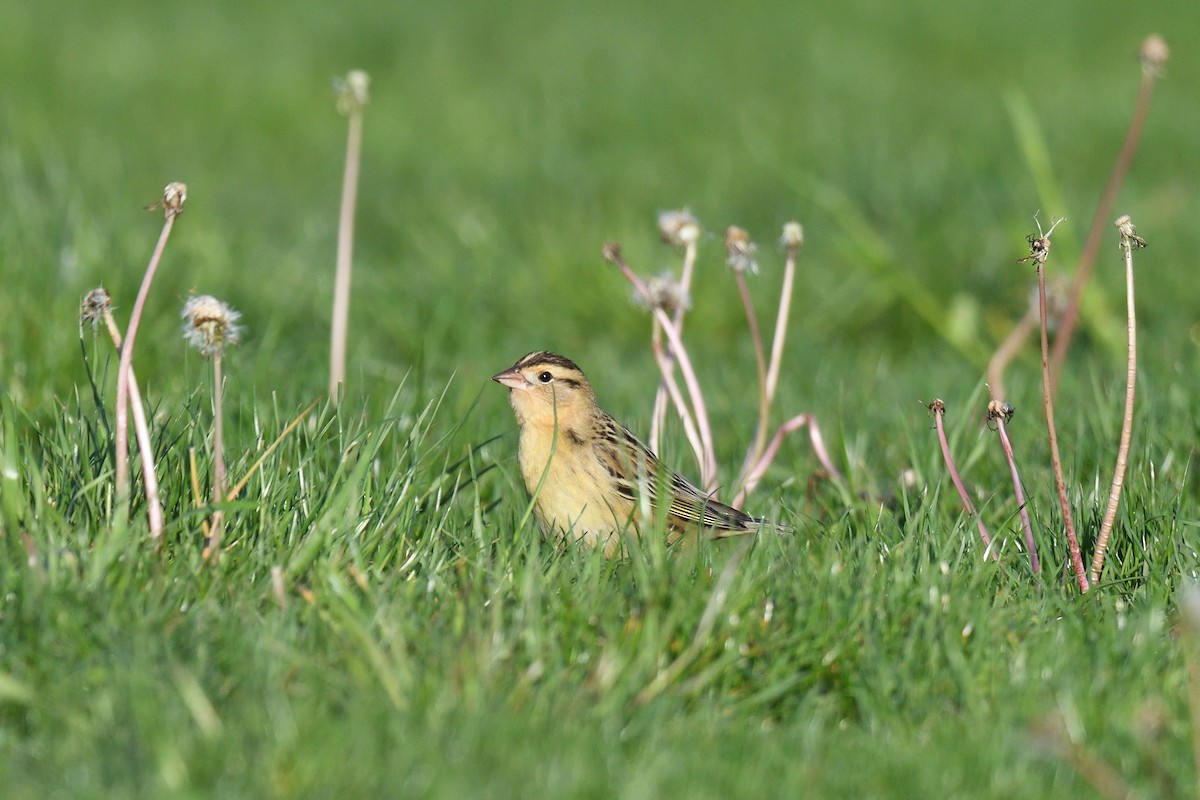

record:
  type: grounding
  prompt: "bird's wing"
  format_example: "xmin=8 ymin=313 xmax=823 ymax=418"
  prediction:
xmin=595 ymin=415 xmax=761 ymax=534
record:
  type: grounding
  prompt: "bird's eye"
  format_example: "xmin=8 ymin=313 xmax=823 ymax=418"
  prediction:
xmin=537 ymin=371 xmax=553 ymax=384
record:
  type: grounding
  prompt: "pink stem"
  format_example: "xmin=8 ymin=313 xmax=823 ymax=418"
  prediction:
xmin=115 ymin=212 xmax=177 ymax=501
xmin=995 ymin=417 xmax=1040 ymax=573
xmin=1090 ymin=237 xmax=1137 ymax=584
xmin=932 ymin=402 xmax=997 ymax=560
xmin=733 ymin=412 xmax=843 ymax=509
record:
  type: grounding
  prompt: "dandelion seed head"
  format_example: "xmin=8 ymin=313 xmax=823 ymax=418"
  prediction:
xmin=162 ymin=182 xmax=187 ymax=218
xmin=182 ymin=294 xmax=242 ymax=357
xmin=724 ymin=226 xmax=758 ymax=274
xmin=779 ymin=221 xmax=804 ymax=250
xmin=657 ymin=209 xmax=700 ymax=248
xmin=1139 ymin=35 xmax=1168 ymax=77
xmin=80 ymin=287 xmax=112 ymax=328
xmin=632 ymin=271 xmax=691 ymax=316
xmin=336 ymin=70 xmax=371 ymax=114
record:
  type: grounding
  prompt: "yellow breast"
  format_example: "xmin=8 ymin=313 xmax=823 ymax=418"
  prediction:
xmin=517 ymin=425 xmax=636 ymax=555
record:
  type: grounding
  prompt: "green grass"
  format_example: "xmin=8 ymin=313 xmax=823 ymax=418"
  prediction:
xmin=2 ymin=0 xmax=1200 ymax=796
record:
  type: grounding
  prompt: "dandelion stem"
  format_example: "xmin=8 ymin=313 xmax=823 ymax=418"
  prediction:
xmin=991 ymin=407 xmax=1040 ymax=574
xmin=1090 ymin=217 xmax=1141 ymax=584
xmin=330 ymin=71 xmax=369 ymax=401
xmin=649 ymin=338 xmax=706 ymax=473
xmin=206 ymin=352 xmax=227 ymax=562
xmin=733 ymin=412 xmax=843 ymax=509
xmin=115 ymin=184 xmax=184 ymax=509
xmin=651 ymin=239 xmax=697 ymax=453
xmin=100 ymin=309 xmax=164 ymax=541
xmin=930 ymin=400 xmax=997 ymax=561
xmin=605 ymin=243 xmax=717 ymax=490
xmin=734 ymin=270 xmax=769 ymax=461
xmin=1036 ymin=254 xmax=1089 ymax=592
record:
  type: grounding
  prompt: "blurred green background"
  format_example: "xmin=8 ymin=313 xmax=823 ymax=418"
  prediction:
xmin=3 ymin=3 xmax=1200 ymax=798
xmin=3 ymin=0 xmax=1196 ymax=428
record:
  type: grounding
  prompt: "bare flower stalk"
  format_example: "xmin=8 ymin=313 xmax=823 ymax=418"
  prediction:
xmin=929 ymin=399 xmax=997 ymax=561
xmin=604 ymin=243 xmax=717 ymax=489
xmin=81 ymin=289 xmax=165 ymax=540
xmin=115 ymin=182 xmax=186 ymax=508
xmin=1089 ymin=215 xmax=1145 ymax=584
xmin=209 ymin=352 xmax=228 ymax=558
xmin=723 ymin=226 xmax=768 ymax=470
xmin=650 ymin=210 xmax=700 ymax=452
xmin=329 ymin=70 xmax=370 ymax=401
xmin=182 ymin=295 xmax=242 ymax=563
xmin=1049 ymin=35 xmax=1167 ymax=395
xmin=733 ymin=412 xmax=842 ymax=509
xmin=737 ymin=222 xmax=803 ymax=489
xmin=987 ymin=400 xmax=1040 ymax=574
xmin=1023 ymin=218 xmax=1089 ymax=592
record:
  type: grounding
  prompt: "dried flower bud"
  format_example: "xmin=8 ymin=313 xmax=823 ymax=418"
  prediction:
xmin=724 ymin=226 xmax=758 ymax=274
xmin=986 ymin=399 xmax=1015 ymax=425
xmin=657 ymin=210 xmax=700 ymax=248
xmin=1139 ymin=35 xmax=1168 ymax=77
xmin=779 ymin=221 xmax=804 ymax=250
xmin=633 ymin=271 xmax=691 ymax=316
xmin=336 ymin=70 xmax=370 ymax=115
xmin=80 ymin=287 xmax=112 ymax=328
xmin=601 ymin=242 xmax=623 ymax=265
xmin=182 ymin=295 xmax=242 ymax=357
xmin=1114 ymin=214 xmax=1147 ymax=250
xmin=160 ymin=181 xmax=188 ymax=220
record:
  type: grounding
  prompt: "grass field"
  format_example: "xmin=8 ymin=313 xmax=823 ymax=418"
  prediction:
xmin=2 ymin=0 xmax=1199 ymax=796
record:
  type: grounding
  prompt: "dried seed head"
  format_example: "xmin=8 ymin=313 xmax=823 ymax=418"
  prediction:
xmin=161 ymin=182 xmax=187 ymax=219
xmin=182 ymin=295 xmax=242 ymax=357
xmin=926 ymin=398 xmax=946 ymax=416
xmin=724 ymin=226 xmax=758 ymax=274
xmin=601 ymin=242 xmax=623 ymax=266
xmin=1114 ymin=214 xmax=1147 ymax=250
xmin=779 ymin=221 xmax=804 ymax=250
xmin=1139 ymin=35 xmax=1168 ymax=77
xmin=633 ymin=271 xmax=691 ymax=316
xmin=1018 ymin=215 xmax=1064 ymax=268
xmin=986 ymin=399 xmax=1015 ymax=427
xmin=657 ymin=209 xmax=701 ymax=248
xmin=80 ymin=287 xmax=112 ymax=328
xmin=335 ymin=70 xmax=370 ymax=115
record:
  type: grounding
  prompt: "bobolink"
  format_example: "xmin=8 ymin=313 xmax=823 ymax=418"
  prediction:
xmin=493 ymin=351 xmax=767 ymax=555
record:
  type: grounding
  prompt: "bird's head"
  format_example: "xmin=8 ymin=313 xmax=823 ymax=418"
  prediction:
xmin=492 ymin=351 xmax=595 ymax=429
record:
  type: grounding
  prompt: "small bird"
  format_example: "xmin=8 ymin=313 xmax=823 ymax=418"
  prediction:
xmin=492 ymin=351 xmax=767 ymax=556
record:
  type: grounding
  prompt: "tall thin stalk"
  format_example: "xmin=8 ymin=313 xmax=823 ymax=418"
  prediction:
xmin=329 ymin=70 xmax=369 ymax=401
xmin=1089 ymin=215 xmax=1145 ymax=584
xmin=82 ymin=289 xmax=165 ymax=540
xmin=988 ymin=400 xmax=1039 ymax=574
xmin=115 ymin=182 xmax=186 ymax=507
xmin=650 ymin=211 xmax=699 ymax=452
xmin=604 ymin=243 xmax=716 ymax=489
xmin=930 ymin=399 xmax=997 ymax=560
xmin=182 ymin=295 xmax=242 ymax=564
xmin=1023 ymin=218 xmax=1089 ymax=592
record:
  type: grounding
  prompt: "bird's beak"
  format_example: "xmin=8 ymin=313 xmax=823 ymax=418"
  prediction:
xmin=491 ymin=367 xmax=529 ymax=391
